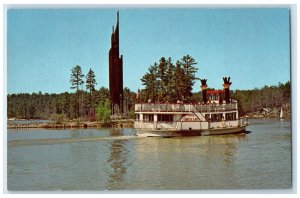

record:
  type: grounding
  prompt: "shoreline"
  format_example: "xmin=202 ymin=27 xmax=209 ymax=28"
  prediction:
xmin=7 ymin=116 xmax=290 ymax=130
xmin=7 ymin=119 xmax=134 ymax=129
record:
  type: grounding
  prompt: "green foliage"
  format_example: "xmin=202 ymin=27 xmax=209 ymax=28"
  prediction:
xmin=70 ymin=65 xmax=84 ymax=91
xmin=7 ymin=87 xmax=112 ymax=120
xmin=86 ymin=68 xmax=97 ymax=92
xmin=85 ymin=69 xmax=97 ymax=120
xmin=96 ymin=99 xmax=111 ymax=123
xmin=7 ymin=80 xmax=290 ymax=120
xmin=128 ymin=108 xmax=136 ymax=119
xmin=50 ymin=113 xmax=67 ymax=124
xmin=231 ymin=81 xmax=291 ymax=115
xmin=190 ymin=91 xmax=202 ymax=102
xmin=179 ymin=55 xmax=199 ymax=101
xmin=140 ymin=63 xmax=158 ymax=102
xmin=123 ymin=87 xmax=136 ymax=118
xmin=97 ymin=86 xmax=110 ymax=105
xmin=140 ymin=55 xmax=198 ymax=103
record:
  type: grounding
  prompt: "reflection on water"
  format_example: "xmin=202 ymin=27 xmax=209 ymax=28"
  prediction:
xmin=7 ymin=119 xmax=292 ymax=191
xmin=105 ymin=128 xmax=128 ymax=190
xmin=132 ymin=134 xmax=249 ymax=190
xmin=106 ymin=140 xmax=128 ymax=190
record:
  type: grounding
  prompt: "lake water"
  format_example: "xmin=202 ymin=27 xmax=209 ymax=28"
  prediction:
xmin=6 ymin=119 xmax=292 ymax=192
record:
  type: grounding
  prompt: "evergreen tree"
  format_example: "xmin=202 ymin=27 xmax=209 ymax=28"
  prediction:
xmin=157 ymin=57 xmax=168 ymax=102
xmin=97 ymin=86 xmax=110 ymax=106
xmin=173 ymin=60 xmax=186 ymax=102
xmin=140 ymin=55 xmax=199 ymax=103
xmin=123 ymin=87 xmax=136 ymax=117
xmin=165 ymin=57 xmax=176 ymax=102
xmin=86 ymin=68 xmax=97 ymax=120
xmin=70 ymin=65 xmax=84 ymax=124
xmin=179 ymin=55 xmax=199 ymax=101
xmin=70 ymin=65 xmax=84 ymax=92
xmin=140 ymin=63 xmax=158 ymax=102
xmin=86 ymin=68 xmax=97 ymax=104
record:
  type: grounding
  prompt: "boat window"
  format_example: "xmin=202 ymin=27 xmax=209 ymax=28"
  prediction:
xmin=211 ymin=113 xmax=223 ymax=122
xmin=143 ymin=114 xmax=154 ymax=122
xmin=205 ymin=114 xmax=210 ymax=121
xmin=157 ymin=114 xmax=173 ymax=122
xmin=225 ymin=113 xmax=237 ymax=121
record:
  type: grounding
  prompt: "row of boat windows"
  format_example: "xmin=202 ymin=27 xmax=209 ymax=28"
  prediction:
xmin=136 ymin=113 xmax=237 ymax=122
xmin=205 ymin=113 xmax=236 ymax=122
xmin=141 ymin=114 xmax=174 ymax=122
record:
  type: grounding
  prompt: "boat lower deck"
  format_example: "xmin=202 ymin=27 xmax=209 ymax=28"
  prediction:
xmin=135 ymin=126 xmax=246 ymax=137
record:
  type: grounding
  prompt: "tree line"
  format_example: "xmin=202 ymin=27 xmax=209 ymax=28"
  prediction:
xmin=7 ymin=81 xmax=290 ymax=120
xmin=231 ymin=81 xmax=291 ymax=115
xmin=7 ymin=65 xmax=136 ymax=122
xmin=7 ymin=87 xmax=136 ymax=121
xmin=7 ymin=59 xmax=291 ymax=120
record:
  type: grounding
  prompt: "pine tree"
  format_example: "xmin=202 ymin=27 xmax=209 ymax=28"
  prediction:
xmin=70 ymin=65 xmax=84 ymax=125
xmin=140 ymin=55 xmax=199 ymax=103
xmin=70 ymin=65 xmax=84 ymax=92
xmin=174 ymin=60 xmax=186 ymax=102
xmin=86 ymin=69 xmax=97 ymax=119
xmin=165 ymin=57 xmax=176 ymax=102
xmin=179 ymin=55 xmax=198 ymax=101
xmin=86 ymin=68 xmax=97 ymax=110
xmin=157 ymin=57 xmax=168 ymax=102
xmin=141 ymin=63 xmax=158 ymax=102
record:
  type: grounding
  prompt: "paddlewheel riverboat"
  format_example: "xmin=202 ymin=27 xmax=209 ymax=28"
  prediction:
xmin=134 ymin=77 xmax=248 ymax=137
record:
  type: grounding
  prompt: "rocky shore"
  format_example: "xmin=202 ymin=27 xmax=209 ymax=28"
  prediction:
xmin=7 ymin=119 xmax=134 ymax=129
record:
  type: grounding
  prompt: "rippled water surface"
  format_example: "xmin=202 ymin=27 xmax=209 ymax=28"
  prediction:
xmin=7 ymin=119 xmax=292 ymax=191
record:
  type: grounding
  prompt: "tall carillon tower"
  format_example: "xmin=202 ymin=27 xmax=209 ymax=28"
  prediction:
xmin=109 ymin=11 xmax=123 ymax=115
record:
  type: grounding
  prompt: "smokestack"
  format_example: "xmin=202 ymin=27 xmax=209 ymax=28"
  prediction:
xmin=219 ymin=91 xmax=223 ymax=104
xmin=200 ymin=79 xmax=208 ymax=104
xmin=223 ymin=77 xmax=232 ymax=103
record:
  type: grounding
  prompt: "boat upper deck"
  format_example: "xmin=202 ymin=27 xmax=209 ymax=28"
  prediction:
xmin=135 ymin=102 xmax=238 ymax=113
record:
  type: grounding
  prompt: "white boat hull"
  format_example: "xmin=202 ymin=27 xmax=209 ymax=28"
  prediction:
xmin=135 ymin=126 xmax=246 ymax=137
xmin=200 ymin=126 xmax=246 ymax=136
xmin=135 ymin=129 xmax=201 ymax=137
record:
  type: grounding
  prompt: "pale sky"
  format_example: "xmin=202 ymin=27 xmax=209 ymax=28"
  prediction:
xmin=7 ymin=8 xmax=290 ymax=94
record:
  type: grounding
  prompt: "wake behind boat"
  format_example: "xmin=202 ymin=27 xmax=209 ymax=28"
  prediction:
xmin=134 ymin=77 xmax=249 ymax=137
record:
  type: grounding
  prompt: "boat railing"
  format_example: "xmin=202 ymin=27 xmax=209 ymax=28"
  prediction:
xmin=135 ymin=119 xmax=241 ymax=130
xmin=135 ymin=103 xmax=237 ymax=112
xmin=135 ymin=121 xmax=178 ymax=130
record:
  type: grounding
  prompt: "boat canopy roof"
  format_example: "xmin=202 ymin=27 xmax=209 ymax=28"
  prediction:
xmin=207 ymin=90 xmax=224 ymax=95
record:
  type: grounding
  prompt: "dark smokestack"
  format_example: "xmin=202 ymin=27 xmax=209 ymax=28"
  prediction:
xmin=200 ymin=79 xmax=208 ymax=104
xmin=219 ymin=91 xmax=223 ymax=104
xmin=223 ymin=77 xmax=232 ymax=103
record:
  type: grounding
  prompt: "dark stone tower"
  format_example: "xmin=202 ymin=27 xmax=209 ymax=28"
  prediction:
xmin=109 ymin=11 xmax=123 ymax=115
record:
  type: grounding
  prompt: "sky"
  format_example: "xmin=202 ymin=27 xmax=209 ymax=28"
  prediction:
xmin=6 ymin=7 xmax=291 ymax=94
